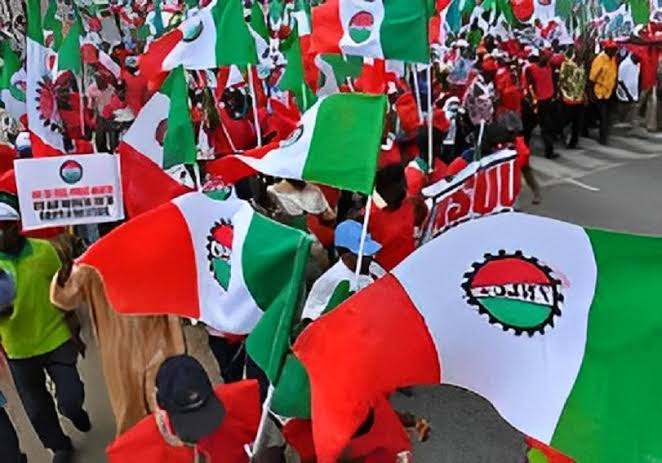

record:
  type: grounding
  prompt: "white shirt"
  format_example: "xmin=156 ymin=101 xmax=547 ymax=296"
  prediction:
xmin=617 ymin=56 xmax=640 ymax=102
xmin=301 ymin=261 xmax=375 ymax=321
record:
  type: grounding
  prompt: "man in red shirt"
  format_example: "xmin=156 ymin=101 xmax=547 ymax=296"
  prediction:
xmin=107 ymin=355 xmax=260 ymax=463
xmin=524 ymin=50 xmax=559 ymax=159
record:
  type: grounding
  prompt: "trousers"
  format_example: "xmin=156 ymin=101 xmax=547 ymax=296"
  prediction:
xmin=0 ymin=403 xmax=25 ymax=463
xmin=8 ymin=340 xmax=86 ymax=452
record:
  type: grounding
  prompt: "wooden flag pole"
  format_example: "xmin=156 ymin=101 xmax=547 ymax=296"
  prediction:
xmin=426 ymin=64 xmax=434 ymax=172
xmin=353 ymin=194 xmax=374 ymax=290
xmin=247 ymin=64 xmax=263 ymax=147
xmin=245 ymin=384 xmax=275 ymax=459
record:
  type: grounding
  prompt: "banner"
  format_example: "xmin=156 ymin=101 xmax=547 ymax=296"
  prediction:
xmin=15 ymin=154 xmax=124 ymax=230
xmin=420 ymin=150 xmax=519 ymax=242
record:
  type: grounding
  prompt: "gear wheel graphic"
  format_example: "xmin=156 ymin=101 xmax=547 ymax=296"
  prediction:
xmin=461 ymin=249 xmax=564 ymax=337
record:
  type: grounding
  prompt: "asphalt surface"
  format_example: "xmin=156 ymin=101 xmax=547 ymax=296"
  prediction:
xmin=5 ymin=127 xmax=662 ymax=462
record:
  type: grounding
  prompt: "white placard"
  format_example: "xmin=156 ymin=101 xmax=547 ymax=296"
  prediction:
xmin=14 ymin=154 xmax=124 ymax=230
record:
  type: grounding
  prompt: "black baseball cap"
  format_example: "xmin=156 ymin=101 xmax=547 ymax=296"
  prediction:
xmin=155 ymin=355 xmax=225 ymax=443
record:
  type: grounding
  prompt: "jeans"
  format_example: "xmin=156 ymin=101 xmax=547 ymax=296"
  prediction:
xmin=8 ymin=340 xmax=86 ymax=452
xmin=0 ymin=403 xmax=25 ymax=463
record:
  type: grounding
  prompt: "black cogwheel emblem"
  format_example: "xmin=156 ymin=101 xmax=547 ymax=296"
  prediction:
xmin=461 ymin=250 xmax=563 ymax=337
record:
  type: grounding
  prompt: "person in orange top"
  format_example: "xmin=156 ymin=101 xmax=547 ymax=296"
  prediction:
xmin=106 ymin=355 xmax=260 ymax=463
xmin=589 ymin=41 xmax=619 ymax=144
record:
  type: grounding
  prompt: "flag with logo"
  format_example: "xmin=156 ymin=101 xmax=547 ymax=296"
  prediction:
xmin=140 ymin=0 xmax=257 ymax=80
xmin=311 ymin=0 xmax=431 ymax=64
xmin=26 ymin=0 xmax=65 ymax=155
xmin=118 ymin=66 xmax=196 ymax=217
xmin=78 ymin=192 xmax=312 ymax=334
xmin=206 ymin=93 xmax=386 ymax=194
xmin=294 ymin=212 xmax=662 ymax=462
xmin=0 ymin=41 xmax=26 ymax=122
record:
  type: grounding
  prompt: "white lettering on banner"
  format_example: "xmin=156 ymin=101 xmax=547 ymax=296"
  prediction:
xmin=421 ymin=150 xmax=519 ymax=242
xmin=14 ymin=154 xmax=124 ymax=231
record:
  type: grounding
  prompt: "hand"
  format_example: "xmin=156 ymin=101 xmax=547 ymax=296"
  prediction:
xmin=57 ymin=259 xmax=74 ymax=288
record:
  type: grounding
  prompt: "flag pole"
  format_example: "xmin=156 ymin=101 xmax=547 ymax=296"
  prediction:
xmin=246 ymin=383 xmax=275 ymax=458
xmin=426 ymin=64 xmax=434 ymax=172
xmin=353 ymin=193 xmax=373 ymax=290
xmin=247 ymin=64 xmax=263 ymax=147
xmin=411 ymin=64 xmax=424 ymax=124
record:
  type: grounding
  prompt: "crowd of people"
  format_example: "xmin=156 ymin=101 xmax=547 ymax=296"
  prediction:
xmin=0 ymin=0 xmax=661 ymax=462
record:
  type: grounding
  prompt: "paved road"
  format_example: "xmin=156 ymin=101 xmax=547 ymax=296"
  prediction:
xmin=6 ymin=128 xmax=662 ymax=462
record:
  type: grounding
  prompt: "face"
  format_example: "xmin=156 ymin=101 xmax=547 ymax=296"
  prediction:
xmin=0 ymin=221 xmax=21 ymax=253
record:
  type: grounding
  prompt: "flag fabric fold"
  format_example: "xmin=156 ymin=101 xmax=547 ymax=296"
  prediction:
xmin=294 ymin=212 xmax=662 ymax=462
xmin=206 ymin=93 xmax=387 ymax=194
xmin=140 ymin=0 xmax=257 ymax=79
xmin=0 ymin=41 xmax=26 ymax=121
xmin=79 ymin=193 xmax=311 ymax=336
xmin=26 ymin=0 xmax=65 ymax=155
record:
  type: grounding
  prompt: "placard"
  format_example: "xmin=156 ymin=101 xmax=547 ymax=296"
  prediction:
xmin=15 ymin=154 xmax=124 ymax=230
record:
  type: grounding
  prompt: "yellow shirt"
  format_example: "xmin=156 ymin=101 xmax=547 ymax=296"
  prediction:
xmin=590 ymin=52 xmax=618 ymax=100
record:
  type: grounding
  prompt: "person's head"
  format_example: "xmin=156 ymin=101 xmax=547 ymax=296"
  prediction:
xmin=481 ymin=55 xmax=498 ymax=82
xmin=15 ymin=132 xmax=31 ymax=158
xmin=95 ymin=73 xmax=108 ymax=90
xmin=0 ymin=192 xmax=21 ymax=254
xmin=528 ymin=48 xmax=540 ymax=64
xmin=565 ymin=46 xmax=576 ymax=61
xmin=604 ymin=41 xmax=618 ymax=57
xmin=155 ymin=355 xmax=225 ymax=445
xmin=335 ymin=220 xmax=381 ymax=274
xmin=375 ymin=164 xmax=407 ymax=210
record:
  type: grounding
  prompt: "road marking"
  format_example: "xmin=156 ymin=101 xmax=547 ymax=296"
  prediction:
xmin=563 ymin=177 xmax=601 ymax=192
xmin=580 ymin=137 xmax=660 ymax=160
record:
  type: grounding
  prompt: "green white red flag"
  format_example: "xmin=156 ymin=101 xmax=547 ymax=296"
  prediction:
xmin=310 ymin=0 xmax=431 ymax=64
xmin=0 ymin=41 xmax=26 ymax=122
xmin=26 ymin=0 xmax=65 ymax=156
xmin=140 ymin=0 xmax=257 ymax=79
xmin=79 ymin=193 xmax=311 ymax=335
xmin=117 ymin=66 xmax=196 ymax=217
xmin=206 ymin=93 xmax=386 ymax=194
xmin=294 ymin=212 xmax=662 ymax=462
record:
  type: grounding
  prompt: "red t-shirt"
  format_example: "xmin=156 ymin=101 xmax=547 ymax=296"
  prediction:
xmin=121 ymin=69 xmax=148 ymax=116
xmin=495 ymin=68 xmax=523 ymax=115
xmin=526 ymin=64 xmax=555 ymax=101
xmin=369 ymin=199 xmax=416 ymax=271
xmin=106 ymin=381 xmax=260 ymax=463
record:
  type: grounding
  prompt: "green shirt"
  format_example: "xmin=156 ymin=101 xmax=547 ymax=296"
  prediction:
xmin=0 ymin=239 xmax=71 ymax=359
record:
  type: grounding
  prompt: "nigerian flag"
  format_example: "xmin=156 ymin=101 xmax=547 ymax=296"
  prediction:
xmin=290 ymin=212 xmax=662 ymax=462
xmin=79 ymin=193 xmax=312 ymax=335
xmin=0 ymin=41 xmax=26 ymax=121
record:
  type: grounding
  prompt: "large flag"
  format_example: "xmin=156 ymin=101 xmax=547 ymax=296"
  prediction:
xmin=310 ymin=0 xmax=430 ymax=64
xmin=79 ymin=193 xmax=311 ymax=334
xmin=0 ymin=41 xmax=26 ymax=122
xmin=26 ymin=0 xmax=65 ymax=155
xmin=294 ymin=212 xmax=662 ymax=462
xmin=118 ymin=66 xmax=196 ymax=217
xmin=140 ymin=0 xmax=257 ymax=79
xmin=206 ymin=93 xmax=386 ymax=194
xmin=57 ymin=19 xmax=83 ymax=75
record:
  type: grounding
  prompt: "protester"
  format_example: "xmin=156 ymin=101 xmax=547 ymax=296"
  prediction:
xmin=524 ymin=48 xmax=559 ymax=159
xmin=0 ymin=271 xmax=26 ymax=463
xmin=589 ymin=41 xmax=619 ymax=144
xmin=559 ymin=47 xmax=587 ymax=148
xmin=106 ymin=355 xmax=260 ymax=463
xmin=300 ymin=220 xmax=382 ymax=323
xmin=0 ymin=198 xmax=90 ymax=463
xmin=616 ymin=52 xmax=641 ymax=127
xmin=50 ymin=242 xmax=186 ymax=435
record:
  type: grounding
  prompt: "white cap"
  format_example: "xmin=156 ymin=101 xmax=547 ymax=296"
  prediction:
xmin=15 ymin=132 xmax=30 ymax=150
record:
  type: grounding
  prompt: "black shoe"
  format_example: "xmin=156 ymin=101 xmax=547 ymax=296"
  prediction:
xmin=545 ymin=152 xmax=560 ymax=160
xmin=53 ymin=449 xmax=74 ymax=463
xmin=71 ymin=410 xmax=92 ymax=433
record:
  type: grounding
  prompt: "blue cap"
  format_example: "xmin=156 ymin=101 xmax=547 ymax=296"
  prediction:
xmin=0 ymin=270 xmax=16 ymax=308
xmin=334 ymin=220 xmax=382 ymax=257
